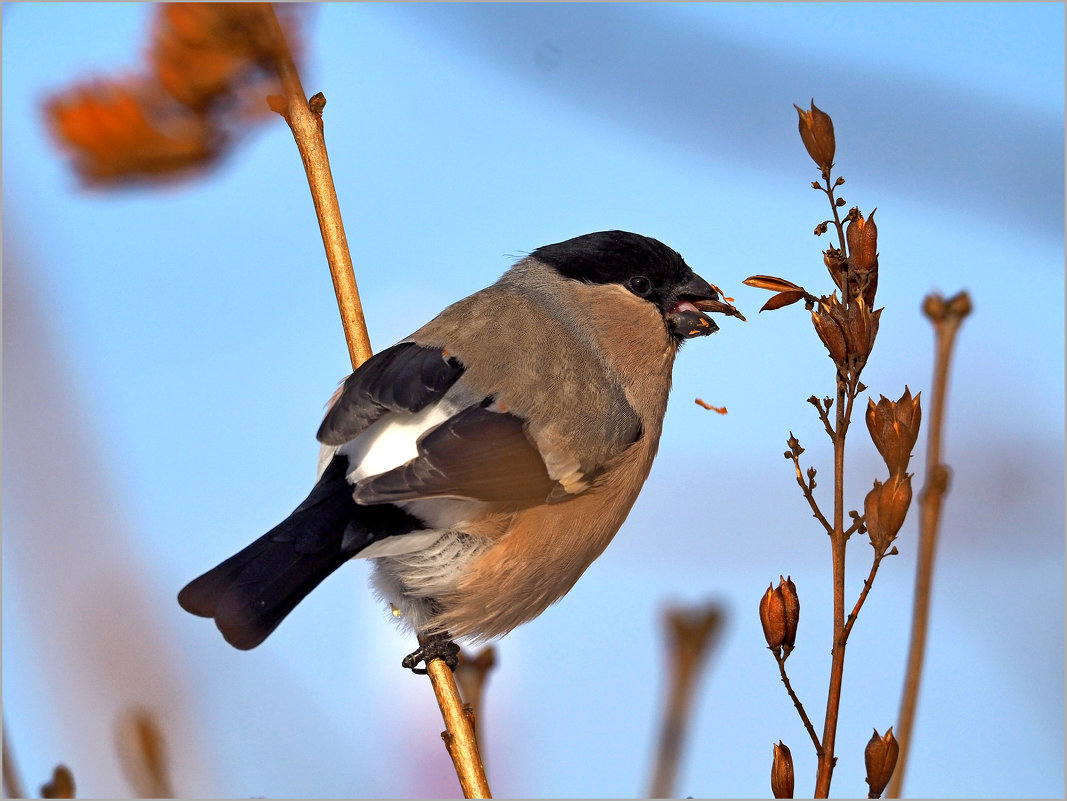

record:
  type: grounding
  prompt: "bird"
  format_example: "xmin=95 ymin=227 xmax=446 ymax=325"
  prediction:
xmin=177 ymin=230 xmax=743 ymax=669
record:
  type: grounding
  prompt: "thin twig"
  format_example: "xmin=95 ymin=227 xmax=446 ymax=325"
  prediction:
xmin=843 ymin=550 xmax=890 ymax=643
xmin=255 ymin=5 xmax=489 ymax=796
xmin=843 ymin=516 xmax=864 ymax=540
xmin=887 ymin=292 xmax=971 ymax=798
xmin=807 ymin=395 xmax=835 ymax=439
xmin=814 ymin=376 xmax=849 ymax=798
xmin=3 ymin=719 xmax=25 ymax=800
xmin=790 ymin=449 xmax=833 ymax=535
xmin=427 ymin=658 xmax=492 ymax=798
xmin=823 ymin=174 xmax=848 ymax=253
xmin=774 ymin=652 xmax=823 ymax=755
xmin=258 ymin=2 xmax=372 ymax=370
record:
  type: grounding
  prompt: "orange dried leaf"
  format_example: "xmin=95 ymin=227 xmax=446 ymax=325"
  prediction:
xmin=760 ymin=289 xmax=807 ymax=312
xmin=45 ymin=80 xmax=220 ymax=182
xmin=743 ymin=275 xmax=803 ymax=293
xmin=695 ymin=398 xmax=728 ymax=414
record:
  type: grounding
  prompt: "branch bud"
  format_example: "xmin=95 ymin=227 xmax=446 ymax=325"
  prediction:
xmin=794 ymin=100 xmax=835 ymax=171
xmin=771 ymin=741 xmax=795 ymax=798
xmin=864 ymin=727 xmax=899 ymax=798
xmin=866 ymin=387 xmax=922 ymax=475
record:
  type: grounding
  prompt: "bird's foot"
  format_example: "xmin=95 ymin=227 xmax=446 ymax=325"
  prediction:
xmin=402 ymin=632 xmax=460 ymax=674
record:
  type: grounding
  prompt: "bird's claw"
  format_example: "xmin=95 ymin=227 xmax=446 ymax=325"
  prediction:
xmin=402 ymin=633 xmax=460 ymax=674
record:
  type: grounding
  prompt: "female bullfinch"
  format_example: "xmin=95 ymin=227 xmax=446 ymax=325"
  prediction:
xmin=178 ymin=230 xmax=743 ymax=668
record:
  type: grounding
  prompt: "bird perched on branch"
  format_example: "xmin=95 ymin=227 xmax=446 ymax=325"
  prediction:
xmin=178 ymin=230 xmax=743 ymax=669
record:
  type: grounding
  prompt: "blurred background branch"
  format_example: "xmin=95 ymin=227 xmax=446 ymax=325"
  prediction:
xmin=647 ymin=602 xmax=725 ymax=798
xmin=3 ymin=720 xmax=25 ymax=800
xmin=888 ymin=292 xmax=972 ymax=797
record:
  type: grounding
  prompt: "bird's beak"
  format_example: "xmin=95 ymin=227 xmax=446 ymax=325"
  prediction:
xmin=667 ymin=273 xmax=746 ymax=339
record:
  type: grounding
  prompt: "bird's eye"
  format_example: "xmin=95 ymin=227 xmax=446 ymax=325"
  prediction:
xmin=627 ymin=275 xmax=652 ymax=296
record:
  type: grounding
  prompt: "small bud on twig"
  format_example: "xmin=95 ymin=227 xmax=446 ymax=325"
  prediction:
xmin=772 ymin=741 xmax=795 ymax=798
xmin=864 ymin=727 xmax=899 ymax=798
xmin=794 ymin=100 xmax=835 ymax=171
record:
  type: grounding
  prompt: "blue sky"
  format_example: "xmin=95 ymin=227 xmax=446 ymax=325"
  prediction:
xmin=3 ymin=3 xmax=1064 ymax=798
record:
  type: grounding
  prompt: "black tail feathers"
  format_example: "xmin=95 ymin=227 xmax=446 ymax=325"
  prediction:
xmin=178 ymin=455 xmax=420 ymax=649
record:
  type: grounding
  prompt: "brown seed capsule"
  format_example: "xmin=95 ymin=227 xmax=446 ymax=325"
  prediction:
xmin=811 ymin=293 xmax=848 ymax=367
xmin=794 ymin=100 xmax=836 ymax=171
xmin=847 ymin=209 xmax=879 ymax=273
xmin=823 ymin=247 xmax=848 ymax=294
xmin=866 ymin=387 xmax=923 ymax=476
xmin=760 ymin=583 xmax=787 ymax=652
xmin=864 ymin=475 xmax=913 ymax=553
xmin=779 ymin=576 xmax=800 ymax=655
xmin=771 ymin=741 xmax=795 ymax=799
xmin=842 ymin=295 xmax=878 ymax=365
xmin=864 ymin=727 xmax=899 ymax=798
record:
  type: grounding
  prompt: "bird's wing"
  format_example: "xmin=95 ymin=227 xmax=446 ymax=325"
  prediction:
xmin=319 ymin=340 xmax=643 ymax=507
xmin=316 ymin=342 xmax=465 ymax=446
xmin=352 ymin=404 xmax=557 ymax=505
xmin=353 ymin=395 xmax=643 ymax=507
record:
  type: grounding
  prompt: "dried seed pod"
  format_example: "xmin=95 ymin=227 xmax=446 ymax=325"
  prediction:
xmin=794 ymin=100 xmax=836 ymax=171
xmin=842 ymin=296 xmax=881 ymax=367
xmin=864 ymin=727 xmax=899 ymax=798
xmin=823 ymin=247 xmax=848 ymax=294
xmin=771 ymin=741 xmax=795 ymax=799
xmin=760 ymin=583 xmax=787 ymax=652
xmin=864 ymin=475 xmax=913 ymax=553
xmin=779 ymin=576 xmax=800 ymax=655
xmin=847 ymin=209 xmax=879 ymax=273
xmin=811 ymin=294 xmax=848 ymax=367
xmin=866 ymin=387 xmax=923 ymax=476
